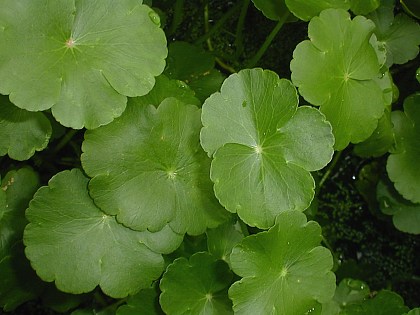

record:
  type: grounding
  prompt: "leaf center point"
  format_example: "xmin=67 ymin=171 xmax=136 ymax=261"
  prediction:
xmin=65 ymin=37 xmax=76 ymax=49
xmin=254 ymin=145 xmax=263 ymax=154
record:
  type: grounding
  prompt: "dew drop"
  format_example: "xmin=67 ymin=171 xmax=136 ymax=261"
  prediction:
xmin=148 ymin=11 xmax=161 ymax=26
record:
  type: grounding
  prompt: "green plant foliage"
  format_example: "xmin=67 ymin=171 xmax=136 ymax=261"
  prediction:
xmin=0 ymin=95 xmax=52 ymax=161
xmin=251 ymin=0 xmax=294 ymax=21
xmin=400 ymin=0 xmax=420 ymax=18
xmin=229 ymin=211 xmax=336 ymax=314
xmin=285 ymin=0 xmax=350 ymax=21
xmin=387 ymin=93 xmax=420 ymax=203
xmin=341 ymin=290 xmax=409 ymax=315
xmin=206 ymin=220 xmax=245 ymax=266
xmin=291 ymin=8 xmax=388 ymax=150
xmin=23 ymin=169 xmax=176 ymax=298
xmin=322 ymin=278 xmax=370 ymax=314
xmin=350 ymin=0 xmax=381 ymax=15
xmin=0 ymin=168 xmax=43 ymax=311
xmin=353 ymin=109 xmax=394 ymax=157
xmin=117 ymin=285 xmax=163 ymax=315
xmin=0 ymin=0 xmax=166 ymax=129
xmin=377 ymin=179 xmax=420 ymax=234
xmin=82 ymin=98 xmax=229 ymax=234
xmin=368 ymin=2 xmax=420 ymax=67
xmin=133 ymin=74 xmax=200 ymax=107
xmin=406 ymin=308 xmax=420 ymax=315
xmin=164 ymin=41 xmax=225 ymax=102
xmin=160 ymin=252 xmax=233 ymax=315
xmin=201 ymin=68 xmax=334 ymax=228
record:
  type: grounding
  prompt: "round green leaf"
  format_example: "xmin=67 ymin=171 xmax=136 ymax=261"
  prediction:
xmin=406 ymin=308 xmax=420 ymax=315
xmin=387 ymin=94 xmax=420 ymax=203
xmin=82 ymin=98 xmax=229 ymax=235
xmin=201 ymin=68 xmax=334 ymax=228
xmin=0 ymin=95 xmax=51 ymax=161
xmin=341 ymin=290 xmax=409 ymax=315
xmin=285 ymin=0 xmax=350 ymax=21
xmin=291 ymin=8 xmax=387 ymax=150
xmin=0 ymin=168 xmax=44 ymax=311
xmin=0 ymin=0 xmax=166 ymax=129
xmin=23 ymin=169 xmax=172 ymax=298
xmin=377 ymin=179 xmax=420 ymax=234
xmin=368 ymin=4 xmax=420 ymax=67
xmin=229 ymin=210 xmax=336 ymax=315
xmin=160 ymin=252 xmax=233 ymax=315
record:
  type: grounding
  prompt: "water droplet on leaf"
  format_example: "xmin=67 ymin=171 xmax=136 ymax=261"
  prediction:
xmin=148 ymin=11 xmax=161 ymax=26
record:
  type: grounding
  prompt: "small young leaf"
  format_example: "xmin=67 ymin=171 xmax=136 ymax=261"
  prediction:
xmin=285 ymin=0 xmax=350 ymax=21
xmin=0 ymin=95 xmax=51 ymax=161
xmin=24 ymin=169 xmax=172 ymax=298
xmin=291 ymin=8 xmax=387 ymax=150
xmin=387 ymin=93 xmax=420 ymax=203
xmin=368 ymin=3 xmax=420 ymax=67
xmin=82 ymin=98 xmax=229 ymax=235
xmin=160 ymin=252 xmax=234 ymax=315
xmin=377 ymin=178 xmax=420 ymax=234
xmin=201 ymin=68 xmax=334 ymax=228
xmin=0 ymin=0 xmax=167 ymax=129
xmin=229 ymin=211 xmax=336 ymax=315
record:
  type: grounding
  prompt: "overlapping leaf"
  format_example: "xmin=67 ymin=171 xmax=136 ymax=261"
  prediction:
xmin=377 ymin=179 xmax=420 ymax=234
xmin=350 ymin=0 xmax=380 ymax=15
xmin=23 ymin=169 xmax=183 ymax=298
xmin=117 ymin=285 xmax=163 ymax=315
xmin=229 ymin=211 xmax=336 ymax=314
xmin=160 ymin=252 xmax=233 ymax=315
xmin=285 ymin=0 xmax=350 ymax=21
xmin=0 ymin=0 xmax=166 ymax=129
xmin=291 ymin=8 xmax=388 ymax=150
xmin=201 ymin=68 xmax=334 ymax=228
xmin=0 ymin=168 xmax=44 ymax=311
xmin=368 ymin=2 xmax=420 ymax=67
xmin=82 ymin=98 xmax=229 ymax=234
xmin=0 ymin=95 xmax=51 ymax=161
xmin=387 ymin=93 xmax=420 ymax=203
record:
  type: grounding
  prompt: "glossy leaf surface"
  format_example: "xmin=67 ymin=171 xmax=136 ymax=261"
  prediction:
xmin=24 ymin=169 xmax=173 ymax=298
xmin=229 ymin=211 xmax=336 ymax=314
xmin=0 ymin=0 xmax=166 ymax=129
xmin=291 ymin=9 xmax=387 ymax=150
xmin=82 ymin=98 xmax=228 ymax=234
xmin=201 ymin=68 xmax=334 ymax=228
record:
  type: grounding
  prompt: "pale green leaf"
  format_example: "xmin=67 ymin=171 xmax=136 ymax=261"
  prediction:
xmin=229 ymin=211 xmax=336 ymax=315
xmin=291 ymin=8 xmax=387 ymax=150
xmin=387 ymin=93 xmax=420 ymax=203
xmin=23 ymin=169 xmax=173 ymax=298
xmin=0 ymin=95 xmax=51 ymax=161
xmin=201 ymin=68 xmax=334 ymax=228
xmin=0 ymin=0 xmax=166 ymax=129
xmin=160 ymin=252 xmax=233 ymax=315
xmin=82 ymin=98 xmax=229 ymax=234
